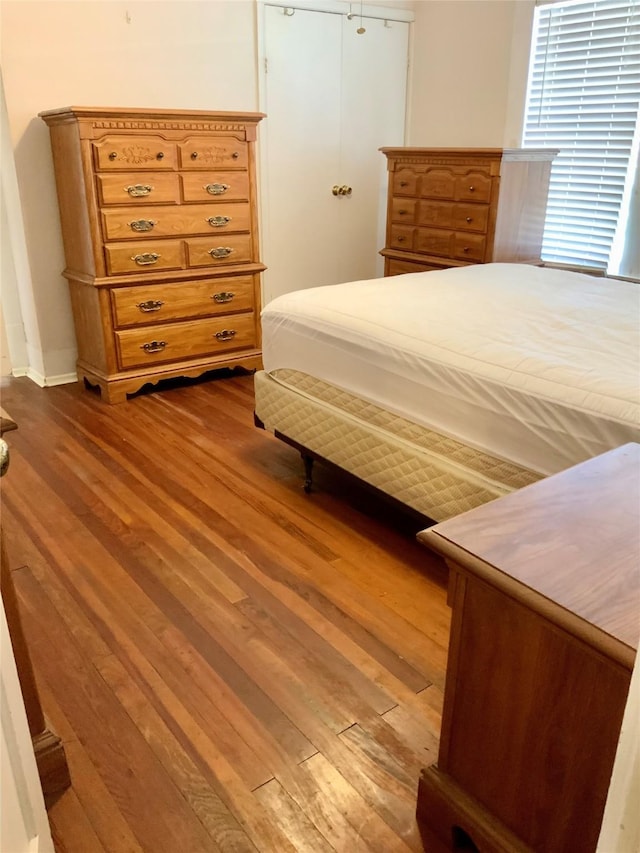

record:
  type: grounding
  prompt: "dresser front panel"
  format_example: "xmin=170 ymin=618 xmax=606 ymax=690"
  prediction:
xmin=115 ymin=313 xmax=256 ymax=369
xmin=417 ymin=201 xmax=489 ymax=233
xmin=180 ymin=171 xmax=251 ymax=203
xmin=97 ymin=173 xmax=181 ymax=206
xmin=112 ymin=276 xmax=255 ymax=327
xmin=101 ymin=202 xmax=251 ymax=241
xmin=178 ymin=138 xmax=248 ymax=170
xmin=413 ymin=228 xmax=487 ymax=262
xmin=93 ymin=136 xmax=178 ymax=171
xmin=104 ymin=240 xmax=185 ymax=275
xmin=186 ymin=234 xmax=253 ymax=268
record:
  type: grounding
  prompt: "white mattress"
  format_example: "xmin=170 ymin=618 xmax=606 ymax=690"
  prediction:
xmin=261 ymin=263 xmax=640 ymax=475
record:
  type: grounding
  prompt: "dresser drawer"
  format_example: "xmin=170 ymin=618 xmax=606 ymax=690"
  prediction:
xmin=115 ymin=313 xmax=256 ymax=369
xmin=186 ymin=234 xmax=253 ymax=267
xmin=104 ymin=240 xmax=185 ymax=275
xmin=181 ymin=171 xmax=250 ymax=203
xmin=391 ymin=198 xmax=417 ymax=224
xmin=178 ymin=138 xmax=248 ymax=170
xmin=452 ymin=232 xmax=486 ymax=261
xmin=389 ymin=225 xmax=415 ymax=251
xmin=111 ymin=276 xmax=255 ymax=327
xmin=415 ymin=228 xmax=487 ymax=262
xmin=420 ymin=169 xmax=457 ymax=200
xmin=455 ymin=172 xmax=493 ymax=203
xmin=414 ymin=228 xmax=486 ymax=262
xmin=418 ymin=201 xmax=489 ymax=233
xmin=386 ymin=259 xmax=446 ymax=276
xmin=93 ymin=136 xmax=177 ymax=170
xmin=97 ymin=173 xmax=181 ymax=206
xmin=102 ymin=202 xmax=251 ymax=241
xmin=420 ymin=168 xmax=493 ymax=203
xmin=414 ymin=227 xmax=452 ymax=258
xmin=392 ymin=168 xmax=419 ymax=196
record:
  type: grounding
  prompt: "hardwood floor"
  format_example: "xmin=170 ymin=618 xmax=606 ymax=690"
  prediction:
xmin=0 ymin=371 xmax=450 ymax=853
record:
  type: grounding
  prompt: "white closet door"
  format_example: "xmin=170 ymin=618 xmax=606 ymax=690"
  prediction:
xmin=262 ymin=5 xmax=344 ymax=301
xmin=261 ymin=3 xmax=409 ymax=302
xmin=340 ymin=15 xmax=409 ymax=283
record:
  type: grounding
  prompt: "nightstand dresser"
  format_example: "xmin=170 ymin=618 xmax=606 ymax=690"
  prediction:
xmin=40 ymin=106 xmax=265 ymax=402
xmin=417 ymin=443 xmax=640 ymax=852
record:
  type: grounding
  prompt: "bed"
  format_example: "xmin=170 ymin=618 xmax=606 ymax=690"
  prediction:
xmin=254 ymin=263 xmax=640 ymax=522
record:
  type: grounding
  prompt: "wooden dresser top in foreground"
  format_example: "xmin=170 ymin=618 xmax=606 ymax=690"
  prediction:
xmin=419 ymin=443 xmax=640 ymax=663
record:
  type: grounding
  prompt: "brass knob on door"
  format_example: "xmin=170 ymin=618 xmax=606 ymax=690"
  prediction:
xmin=332 ymin=185 xmax=353 ymax=196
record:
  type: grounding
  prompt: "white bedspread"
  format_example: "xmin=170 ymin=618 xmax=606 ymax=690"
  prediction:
xmin=261 ymin=263 xmax=640 ymax=474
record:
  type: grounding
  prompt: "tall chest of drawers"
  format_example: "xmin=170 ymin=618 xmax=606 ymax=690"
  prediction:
xmin=379 ymin=148 xmax=557 ymax=277
xmin=40 ymin=106 xmax=265 ymax=403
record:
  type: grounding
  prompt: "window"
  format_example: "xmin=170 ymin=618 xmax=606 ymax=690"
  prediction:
xmin=523 ymin=0 xmax=640 ymax=271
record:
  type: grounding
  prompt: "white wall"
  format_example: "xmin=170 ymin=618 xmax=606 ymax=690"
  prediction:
xmin=408 ymin=0 xmax=533 ymax=147
xmin=0 ymin=0 xmax=259 ymax=382
xmin=0 ymin=0 xmax=531 ymax=382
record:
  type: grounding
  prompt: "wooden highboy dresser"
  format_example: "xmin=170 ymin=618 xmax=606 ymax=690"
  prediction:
xmin=416 ymin=443 xmax=640 ymax=853
xmin=379 ymin=148 xmax=557 ymax=276
xmin=40 ymin=107 xmax=265 ymax=403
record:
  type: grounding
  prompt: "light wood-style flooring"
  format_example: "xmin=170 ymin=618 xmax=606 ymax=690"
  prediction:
xmin=0 ymin=371 xmax=450 ymax=853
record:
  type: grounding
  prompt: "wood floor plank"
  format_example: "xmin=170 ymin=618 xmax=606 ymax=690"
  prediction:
xmin=12 ymin=567 xmax=223 ymax=853
xmin=5 ymin=444 xmax=318 ymax=767
xmin=0 ymin=374 xmax=451 ymax=852
xmin=38 ymin=388 xmax=448 ymax=690
xmin=253 ymin=779 xmax=335 ymax=853
xmin=4 ymin=480 xmax=305 ymax=785
xmin=49 ymin=739 xmax=145 ymax=853
xmin=302 ymin=752 xmax=417 ymax=853
xmin=94 ymin=653 xmax=269 ymax=853
xmin=48 ymin=786 xmax=108 ymax=853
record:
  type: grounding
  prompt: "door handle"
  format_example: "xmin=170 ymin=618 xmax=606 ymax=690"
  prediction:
xmin=332 ymin=185 xmax=353 ymax=196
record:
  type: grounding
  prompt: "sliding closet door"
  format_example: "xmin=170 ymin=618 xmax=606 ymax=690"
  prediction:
xmin=260 ymin=3 xmax=410 ymax=302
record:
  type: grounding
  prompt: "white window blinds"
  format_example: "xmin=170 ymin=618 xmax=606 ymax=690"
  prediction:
xmin=523 ymin=0 xmax=640 ymax=269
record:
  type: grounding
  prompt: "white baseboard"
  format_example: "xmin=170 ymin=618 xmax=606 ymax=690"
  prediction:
xmin=11 ymin=368 xmax=77 ymax=388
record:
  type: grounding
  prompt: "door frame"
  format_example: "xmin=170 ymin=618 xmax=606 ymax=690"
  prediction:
xmin=255 ymin=0 xmax=415 ymax=302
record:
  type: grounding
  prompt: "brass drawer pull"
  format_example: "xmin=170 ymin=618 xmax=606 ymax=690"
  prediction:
xmin=399 ymin=181 xmax=408 ymax=187
xmin=137 ymin=300 xmax=164 ymax=312
xmin=207 ymin=215 xmax=231 ymax=228
xmin=205 ymin=183 xmax=230 ymax=195
xmin=126 ymin=184 xmax=153 ymax=197
xmin=399 ymin=209 xmax=408 ymax=215
xmin=463 ymin=247 xmax=470 ymax=253
xmin=212 ymin=291 xmax=235 ymax=303
xmin=191 ymin=152 xmax=198 ymax=160
xmin=215 ymin=329 xmax=236 ymax=341
xmin=156 ymin=152 xmax=164 ymax=160
xmin=468 ymin=186 xmax=475 ymax=192
xmin=466 ymin=217 xmax=473 ymax=223
xmin=109 ymin=151 xmax=117 ymax=160
xmin=129 ymin=219 xmax=157 ymax=232
xmin=208 ymin=246 xmax=233 ymax=259
xmin=397 ymin=236 xmax=406 ymax=243
xmin=131 ymin=252 xmax=160 ymax=265
xmin=232 ymin=152 xmax=240 ymax=159
xmin=141 ymin=340 xmax=167 ymax=353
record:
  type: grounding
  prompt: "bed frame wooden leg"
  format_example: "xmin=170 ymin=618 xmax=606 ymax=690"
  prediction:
xmin=301 ymin=453 xmax=314 ymax=493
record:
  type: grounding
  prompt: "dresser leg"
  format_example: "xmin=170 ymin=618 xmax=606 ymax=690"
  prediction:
xmin=33 ymin=728 xmax=71 ymax=806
